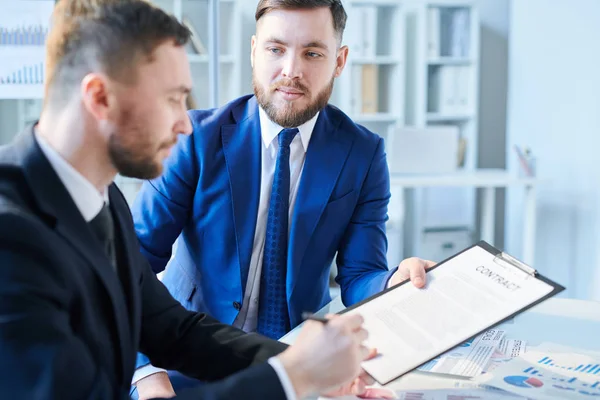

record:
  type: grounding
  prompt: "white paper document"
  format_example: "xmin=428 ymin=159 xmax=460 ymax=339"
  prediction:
xmin=395 ymin=389 xmax=525 ymax=399
xmin=418 ymin=329 xmax=506 ymax=377
xmin=476 ymin=345 xmax=600 ymax=399
xmin=344 ymin=245 xmax=556 ymax=384
xmin=499 ymin=339 xmax=528 ymax=359
xmin=485 ymin=339 xmax=528 ymax=374
xmin=320 ymin=389 xmax=524 ymax=400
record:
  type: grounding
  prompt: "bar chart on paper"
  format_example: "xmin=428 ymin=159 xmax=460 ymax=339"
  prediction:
xmin=0 ymin=0 xmax=53 ymax=45
xmin=0 ymin=56 xmax=45 ymax=98
xmin=482 ymin=360 xmax=600 ymax=398
xmin=0 ymin=0 xmax=54 ymax=99
xmin=537 ymin=356 xmax=600 ymax=375
xmin=0 ymin=25 xmax=48 ymax=46
xmin=0 ymin=61 xmax=44 ymax=85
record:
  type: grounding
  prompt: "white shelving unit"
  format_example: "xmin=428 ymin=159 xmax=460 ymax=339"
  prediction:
xmin=403 ymin=0 xmax=481 ymax=260
xmin=334 ymin=0 xmax=406 ymax=138
xmin=330 ymin=0 xmax=407 ymax=266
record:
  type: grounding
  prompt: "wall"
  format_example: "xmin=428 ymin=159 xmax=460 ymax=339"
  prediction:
xmin=506 ymin=0 xmax=600 ymax=299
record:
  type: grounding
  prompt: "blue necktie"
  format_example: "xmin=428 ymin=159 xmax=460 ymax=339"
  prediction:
xmin=257 ymin=127 xmax=299 ymax=339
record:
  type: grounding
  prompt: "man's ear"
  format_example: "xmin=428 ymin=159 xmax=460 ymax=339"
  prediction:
xmin=250 ymin=34 xmax=257 ymax=68
xmin=334 ymin=45 xmax=349 ymax=78
xmin=80 ymin=73 xmax=112 ymax=121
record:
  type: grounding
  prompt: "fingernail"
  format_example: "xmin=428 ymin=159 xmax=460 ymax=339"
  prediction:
xmin=414 ymin=277 xmax=424 ymax=286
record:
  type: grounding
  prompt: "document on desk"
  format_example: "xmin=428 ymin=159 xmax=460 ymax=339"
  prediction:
xmin=476 ymin=345 xmax=600 ymax=399
xmin=342 ymin=241 xmax=564 ymax=385
xmin=417 ymin=328 xmax=506 ymax=377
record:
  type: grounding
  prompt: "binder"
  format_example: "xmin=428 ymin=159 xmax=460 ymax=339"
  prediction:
xmin=340 ymin=241 xmax=565 ymax=385
xmin=361 ymin=64 xmax=379 ymax=114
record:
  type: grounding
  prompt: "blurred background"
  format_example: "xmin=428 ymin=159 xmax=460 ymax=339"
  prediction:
xmin=0 ymin=0 xmax=598 ymax=300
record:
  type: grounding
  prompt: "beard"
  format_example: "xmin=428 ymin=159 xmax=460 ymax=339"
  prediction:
xmin=253 ymin=73 xmax=334 ymax=128
xmin=107 ymin=108 xmax=172 ymax=180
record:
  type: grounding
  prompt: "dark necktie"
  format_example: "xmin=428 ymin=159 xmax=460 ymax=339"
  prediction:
xmin=257 ymin=127 xmax=299 ymax=339
xmin=89 ymin=203 xmax=116 ymax=270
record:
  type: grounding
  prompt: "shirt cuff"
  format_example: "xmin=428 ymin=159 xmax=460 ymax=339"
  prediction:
xmin=131 ymin=364 xmax=168 ymax=385
xmin=268 ymin=357 xmax=297 ymax=400
xmin=383 ymin=265 xmax=399 ymax=290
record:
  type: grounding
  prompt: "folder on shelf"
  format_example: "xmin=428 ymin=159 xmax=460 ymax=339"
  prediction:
xmin=361 ymin=64 xmax=378 ymax=114
xmin=339 ymin=241 xmax=564 ymax=385
xmin=360 ymin=6 xmax=378 ymax=58
xmin=345 ymin=6 xmax=364 ymax=57
xmin=427 ymin=7 xmax=440 ymax=59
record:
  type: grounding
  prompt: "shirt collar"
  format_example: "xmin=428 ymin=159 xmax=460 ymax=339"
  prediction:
xmin=258 ymin=106 xmax=318 ymax=152
xmin=35 ymin=131 xmax=108 ymax=222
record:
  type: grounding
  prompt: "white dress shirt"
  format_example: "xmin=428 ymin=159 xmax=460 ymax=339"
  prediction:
xmin=233 ymin=107 xmax=318 ymax=333
xmin=35 ymin=131 xmax=108 ymax=220
xmin=134 ymin=108 xmax=318 ymax=399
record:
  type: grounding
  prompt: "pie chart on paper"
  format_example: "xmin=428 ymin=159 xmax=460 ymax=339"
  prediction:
xmin=504 ymin=375 xmax=544 ymax=388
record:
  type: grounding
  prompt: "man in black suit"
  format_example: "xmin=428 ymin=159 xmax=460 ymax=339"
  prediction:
xmin=0 ymin=1 xmax=374 ymax=399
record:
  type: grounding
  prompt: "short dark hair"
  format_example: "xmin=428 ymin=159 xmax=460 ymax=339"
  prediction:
xmin=45 ymin=0 xmax=191 ymax=107
xmin=255 ymin=0 xmax=347 ymax=42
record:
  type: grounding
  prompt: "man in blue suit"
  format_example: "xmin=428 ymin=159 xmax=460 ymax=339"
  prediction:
xmin=0 ymin=1 xmax=379 ymax=400
xmin=132 ymin=0 xmax=434 ymax=396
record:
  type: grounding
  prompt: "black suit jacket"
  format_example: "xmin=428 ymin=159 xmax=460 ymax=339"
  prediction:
xmin=0 ymin=127 xmax=289 ymax=399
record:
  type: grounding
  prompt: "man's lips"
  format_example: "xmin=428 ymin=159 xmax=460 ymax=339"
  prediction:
xmin=276 ymin=86 xmax=304 ymax=95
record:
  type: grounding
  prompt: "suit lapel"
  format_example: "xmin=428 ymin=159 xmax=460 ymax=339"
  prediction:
xmin=221 ymin=97 xmax=262 ymax=293
xmin=109 ymin=185 xmax=140 ymax=377
xmin=16 ymin=129 xmax=132 ymax=378
xmin=288 ymin=108 xmax=353 ymax=297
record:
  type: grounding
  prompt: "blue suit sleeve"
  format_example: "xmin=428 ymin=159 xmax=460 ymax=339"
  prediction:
xmin=131 ymin=125 xmax=199 ymax=274
xmin=335 ymin=138 xmax=395 ymax=305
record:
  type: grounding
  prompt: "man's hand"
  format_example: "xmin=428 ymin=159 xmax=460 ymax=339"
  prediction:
xmin=322 ymin=349 xmax=397 ymax=399
xmin=135 ymin=372 xmax=175 ymax=400
xmin=277 ymin=313 xmax=371 ymax=398
xmin=388 ymin=257 xmax=436 ymax=289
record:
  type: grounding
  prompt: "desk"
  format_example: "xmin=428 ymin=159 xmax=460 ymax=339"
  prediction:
xmin=390 ymin=170 xmax=537 ymax=265
xmin=281 ymin=297 xmax=600 ymax=399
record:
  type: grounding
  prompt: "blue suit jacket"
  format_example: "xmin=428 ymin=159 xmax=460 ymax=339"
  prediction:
xmin=133 ymin=95 xmax=395 ymax=332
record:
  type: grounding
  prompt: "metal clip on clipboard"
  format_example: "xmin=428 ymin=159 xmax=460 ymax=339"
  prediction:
xmin=493 ymin=252 xmax=537 ymax=277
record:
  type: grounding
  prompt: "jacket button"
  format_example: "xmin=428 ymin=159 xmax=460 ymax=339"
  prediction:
xmin=233 ymin=301 xmax=241 ymax=310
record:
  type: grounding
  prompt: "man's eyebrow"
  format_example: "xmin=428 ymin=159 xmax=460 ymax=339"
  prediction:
xmin=169 ymin=86 xmax=192 ymax=94
xmin=264 ymin=37 xmax=289 ymax=46
xmin=304 ymin=40 xmax=328 ymax=50
xmin=263 ymin=38 xmax=329 ymax=50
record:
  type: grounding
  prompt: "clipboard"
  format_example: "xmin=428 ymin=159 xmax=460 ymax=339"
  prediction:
xmin=340 ymin=240 xmax=565 ymax=385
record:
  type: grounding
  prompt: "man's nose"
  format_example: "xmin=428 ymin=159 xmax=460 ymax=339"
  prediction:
xmin=281 ymin=53 xmax=303 ymax=80
xmin=178 ymin=111 xmax=193 ymax=136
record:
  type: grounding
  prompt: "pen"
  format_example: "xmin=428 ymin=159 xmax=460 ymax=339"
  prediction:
xmin=301 ymin=312 xmax=329 ymax=324
xmin=303 ymin=312 xmax=382 ymax=357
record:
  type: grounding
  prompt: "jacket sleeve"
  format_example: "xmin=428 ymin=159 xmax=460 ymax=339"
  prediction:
xmin=335 ymin=137 xmax=396 ymax=306
xmin=131 ymin=127 xmax=198 ymax=274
